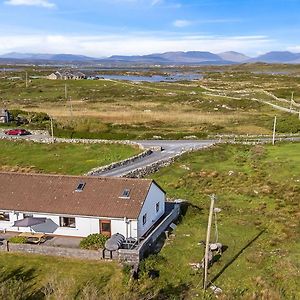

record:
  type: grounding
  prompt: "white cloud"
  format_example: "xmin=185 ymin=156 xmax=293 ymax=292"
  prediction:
xmin=0 ymin=34 xmax=277 ymax=57
xmin=173 ymin=18 xmax=241 ymax=28
xmin=151 ymin=0 xmax=165 ymax=5
xmin=173 ymin=19 xmax=192 ymax=28
xmin=287 ymin=46 xmax=300 ymax=53
xmin=4 ymin=0 xmax=56 ymax=8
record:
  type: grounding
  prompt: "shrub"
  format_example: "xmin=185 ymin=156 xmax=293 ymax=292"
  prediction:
xmin=9 ymin=236 xmax=27 ymax=244
xmin=79 ymin=234 xmax=109 ymax=250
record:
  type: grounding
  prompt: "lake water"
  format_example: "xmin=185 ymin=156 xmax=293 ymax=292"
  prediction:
xmin=95 ymin=73 xmax=203 ymax=82
xmin=0 ymin=68 xmax=21 ymax=71
xmin=251 ymin=71 xmax=294 ymax=75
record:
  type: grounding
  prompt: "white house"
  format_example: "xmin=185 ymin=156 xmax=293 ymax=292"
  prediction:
xmin=0 ymin=173 xmax=166 ymax=239
xmin=47 ymin=72 xmax=62 ymax=80
xmin=47 ymin=71 xmax=86 ymax=80
xmin=0 ymin=109 xmax=10 ymax=123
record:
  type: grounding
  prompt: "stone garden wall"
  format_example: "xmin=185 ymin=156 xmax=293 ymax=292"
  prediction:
xmin=0 ymin=241 xmax=102 ymax=261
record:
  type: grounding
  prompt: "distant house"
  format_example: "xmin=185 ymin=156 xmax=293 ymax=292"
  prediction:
xmin=47 ymin=72 xmax=62 ymax=80
xmin=61 ymin=71 xmax=73 ymax=80
xmin=47 ymin=71 xmax=86 ymax=80
xmin=0 ymin=173 xmax=166 ymax=239
xmin=72 ymin=72 xmax=86 ymax=80
xmin=0 ymin=109 xmax=10 ymax=123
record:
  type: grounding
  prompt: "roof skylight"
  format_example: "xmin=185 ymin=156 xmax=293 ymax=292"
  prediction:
xmin=75 ymin=182 xmax=86 ymax=192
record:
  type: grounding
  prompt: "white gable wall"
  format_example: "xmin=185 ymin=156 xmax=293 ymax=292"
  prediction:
xmin=137 ymin=182 xmax=165 ymax=238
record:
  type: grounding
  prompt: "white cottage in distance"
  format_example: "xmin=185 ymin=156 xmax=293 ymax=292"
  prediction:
xmin=0 ymin=173 xmax=166 ymax=239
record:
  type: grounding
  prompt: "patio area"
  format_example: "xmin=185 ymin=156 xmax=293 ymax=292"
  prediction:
xmin=44 ymin=236 xmax=82 ymax=248
xmin=0 ymin=232 xmax=82 ymax=249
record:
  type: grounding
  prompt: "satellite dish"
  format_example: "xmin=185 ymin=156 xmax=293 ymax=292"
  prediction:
xmin=214 ymin=208 xmax=222 ymax=213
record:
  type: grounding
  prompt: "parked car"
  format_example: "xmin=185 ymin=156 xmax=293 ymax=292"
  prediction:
xmin=4 ymin=129 xmax=31 ymax=136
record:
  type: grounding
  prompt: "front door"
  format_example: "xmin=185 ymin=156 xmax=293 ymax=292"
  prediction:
xmin=100 ymin=220 xmax=111 ymax=237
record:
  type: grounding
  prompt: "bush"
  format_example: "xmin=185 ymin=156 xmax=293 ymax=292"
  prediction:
xmin=275 ymin=114 xmax=300 ymax=133
xmin=79 ymin=234 xmax=109 ymax=250
xmin=7 ymin=109 xmax=51 ymax=129
xmin=9 ymin=236 xmax=27 ymax=244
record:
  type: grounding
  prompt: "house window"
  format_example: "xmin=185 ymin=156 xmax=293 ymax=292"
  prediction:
xmin=156 ymin=202 xmax=160 ymax=213
xmin=59 ymin=217 xmax=76 ymax=228
xmin=142 ymin=213 xmax=147 ymax=226
xmin=0 ymin=212 xmax=10 ymax=221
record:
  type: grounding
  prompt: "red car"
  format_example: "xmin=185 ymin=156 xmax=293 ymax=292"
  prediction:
xmin=4 ymin=129 xmax=31 ymax=136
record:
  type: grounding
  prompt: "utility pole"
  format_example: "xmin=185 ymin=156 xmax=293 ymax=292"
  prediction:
xmin=290 ymin=92 xmax=294 ymax=112
xmin=272 ymin=116 xmax=277 ymax=146
xmin=69 ymin=96 xmax=73 ymax=117
xmin=50 ymin=116 xmax=54 ymax=143
xmin=65 ymin=84 xmax=68 ymax=100
xmin=25 ymin=72 xmax=28 ymax=88
xmin=203 ymin=194 xmax=217 ymax=290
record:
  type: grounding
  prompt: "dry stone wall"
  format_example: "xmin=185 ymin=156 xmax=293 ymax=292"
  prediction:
xmin=122 ymin=144 xmax=214 ymax=178
xmin=0 ymin=129 xmax=144 ymax=149
xmin=86 ymin=149 xmax=153 ymax=176
xmin=0 ymin=241 xmax=102 ymax=261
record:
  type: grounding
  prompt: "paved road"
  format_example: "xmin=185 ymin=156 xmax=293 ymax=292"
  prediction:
xmin=1 ymin=130 xmax=299 ymax=177
xmin=0 ymin=130 xmax=217 ymax=177
xmin=0 ymin=131 xmax=48 ymax=141
xmin=98 ymin=140 xmax=217 ymax=177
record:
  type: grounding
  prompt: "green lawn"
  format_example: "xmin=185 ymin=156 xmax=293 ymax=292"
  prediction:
xmin=0 ymin=253 xmax=122 ymax=299
xmin=0 ymin=140 xmax=140 ymax=175
xmin=140 ymin=142 xmax=300 ymax=299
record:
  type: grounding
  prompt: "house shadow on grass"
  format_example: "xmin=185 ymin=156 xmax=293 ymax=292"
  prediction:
xmin=180 ymin=201 xmax=203 ymax=218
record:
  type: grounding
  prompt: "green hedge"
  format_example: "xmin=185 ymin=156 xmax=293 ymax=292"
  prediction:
xmin=9 ymin=236 xmax=27 ymax=244
xmin=79 ymin=234 xmax=109 ymax=250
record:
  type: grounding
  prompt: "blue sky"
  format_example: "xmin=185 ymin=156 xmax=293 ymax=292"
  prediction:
xmin=0 ymin=0 xmax=299 ymax=56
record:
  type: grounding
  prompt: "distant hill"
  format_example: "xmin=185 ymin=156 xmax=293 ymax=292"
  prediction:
xmin=105 ymin=51 xmax=231 ymax=65
xmin=1 ymin=50 xmax=300 ymax=65
xmin=250 ymin=51 xmax=300 ymax=63
xmin=0 ymin=52 xmax=95 ymax=62
xmin=218 ymin=51 xmax=250 ymax=63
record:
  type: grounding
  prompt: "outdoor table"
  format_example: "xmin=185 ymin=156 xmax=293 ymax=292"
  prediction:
xmin=18 ymin=232 xmax=46 ymax=244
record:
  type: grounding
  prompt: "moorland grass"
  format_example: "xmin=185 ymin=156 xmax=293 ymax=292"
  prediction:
xmin=143 ymin=142 xmax=300 ymax=299
xmin=0 ymin=253 xmax=122 ymax=299
xmin=2 ymin=66 xmax=300 ymax=138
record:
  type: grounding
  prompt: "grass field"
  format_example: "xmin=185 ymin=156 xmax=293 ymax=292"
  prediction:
xmin=141 ymin=142 xmax=300 ymax=299
xmin=0 ymin=142 xmax=298 ymax=299
xmin=1 ymin=64 xmax=300 ymax=139
xmin=0 ymin=140 xmax=140 ymax=175
xmin=0 ymin=253 xmax=123 ymax=300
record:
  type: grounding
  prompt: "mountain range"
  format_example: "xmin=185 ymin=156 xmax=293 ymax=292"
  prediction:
xmin=0 ymin=51 xmax=300 ymax=65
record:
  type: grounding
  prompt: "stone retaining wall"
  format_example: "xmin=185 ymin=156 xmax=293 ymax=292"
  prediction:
xmin=86 ymin=149 xmax=153 ymax=176
xmin=117 ymin=203 xmax=181 ymax=265
xmin=122 ymin=144 xmax=214 ymax=178
xmin=0 ymin=242 xmax=102 ymax=261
